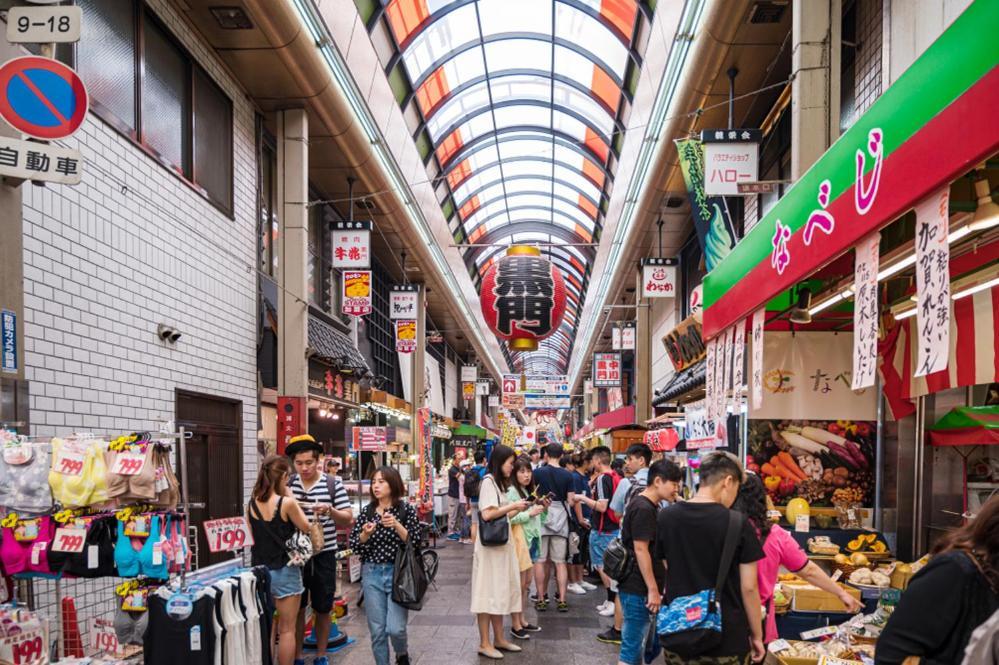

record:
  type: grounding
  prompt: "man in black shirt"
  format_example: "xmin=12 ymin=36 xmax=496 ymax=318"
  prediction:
xmin=616 ymin=459 xmax=682 ymax=665
xmin=532 ymin=443 xmax=577 ymax=612
xmin=446 ymin=455 xmax=462 ymax=540
xmin=655 ymin=452 xmax=766 ymax=665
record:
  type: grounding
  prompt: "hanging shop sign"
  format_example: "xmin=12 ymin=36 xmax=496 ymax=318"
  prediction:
xmin=203 ymin=516 xmax=254 ymax=553
xmin=331 ymin=221 xmax=371 ymax=269
xmin=662 ymin=315 xmax=705 ymax=372
xmin=751 ymin=308 xmax=765 ymax=409
xmin=852 ymin=232 xmax=881 ymax=389
xmin=524 ymin=394 xmax=571 ymax=410
xmin=914 ymin=187 xmax=951 ymax=376
xmin=389 ymin=285 xmax=419 ymax=320
xmin=488 ymin=395 xmax=499 ymax=408
xmin=676 ymin=138 xmax=738 ymax=271
xmin=501 ymin=374 xmax=519 ymax=395
xmin=480 ymin=245 xmax=567 ymax=352
xmin=0 ymin=56 xmax=88 ymax=140
xmin=341 ymin=270 xmax=372 ymax=317
xmin=1 ymin=309 xmax=15 ymax=374
xmin=641 ymin=258 xmax=678 ymax=298
xmin=612 ymin=322 xmax=636 ymax=350
xmin=462 ymin=381 xmax=476 ymax=400
xmin=276 ymin=396 xmax=306 ymax=455
xmin=0 ymin=135 xmax=82 ymax=185
xmin=705 ymin=338 xmax=716 ymax=420
xmin=592 ymin=352 xmax=622 ymax=387
xmin=644 ymin=428 xmax=679 ymax=452
xmin=351 ymin=426 xmax=388 ymax=452
xmin=7 ymin=5 xmax=82 ymax=43
xmin=476 ymin=380 xmax=490 ymax=396
xmin=394 ymin=319 xmax=416 ymax=353
xmin=417 ymin=407 xmax=434 ymax=509
xmin=684 ymin=401 xmax=720 ymax=450
xmin=731 ymin=319 xmax=747 ymax=409
xmin=703 ymin=1 xmax=999 ymax=339
xmin=700 ymin=129 xmax=762 ymax=196
xmin=750 ymin=332 xmax=876 ymax=421
xmin=606 ymin=387 xmax=623 ymax=412
xmin=461 ymin=365 xmax=478 ymax=383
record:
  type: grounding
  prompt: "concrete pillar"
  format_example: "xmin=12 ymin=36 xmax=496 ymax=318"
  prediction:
xmin=634 ymin=269 xmax=652 ymax=424
xmin=791 ymin=0 xmax=838 ymax=178
xmin=411 ymin=286 xmax=427 ymax=455
xmin=276 ymin=109 xmax=309 ymax=400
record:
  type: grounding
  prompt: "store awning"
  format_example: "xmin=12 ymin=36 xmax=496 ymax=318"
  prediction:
xmin=927 ymin=406 xmax=999 ymax=447
xmin=652 ymin=360 xmax=706 ymax=407
xmin=308 ymin=316 xmax=369 ymax=374
xmin=702 ymin=1 xmax=999 ymax=339
xmin=594 ymin=404 xmax=636 ymax=430
xmin=452 ymin=423 xmax=487 ymax=440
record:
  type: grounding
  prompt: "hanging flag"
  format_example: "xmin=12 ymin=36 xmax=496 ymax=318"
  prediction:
xmin=852 ymin=232 xmax=881 ymax=389
xmin=395 ymin=319 xmax=417 ymax=353
xmin=732 ymin=319 xmax=746 ymax=408
xmin=715 ymin=330 xmax=728 ymax=419
xmin=342 ymin=270 xmax=372 ymax=317
xmin=331 ymin=221 xmax=371 ymax=269
xmin=914 ymin=187 xmax=951 ymax=376
xmin=719 ymin=326 xmax=733 ymax=418
xmin=612 ymin=325 xmax=621 ymax=350
xmin=705 ymin=338 xmax=717 ymax=420
xmin=751 ymin=308 xmax=765 ymax=410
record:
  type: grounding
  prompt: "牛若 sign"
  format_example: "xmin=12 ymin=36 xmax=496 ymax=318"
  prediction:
xmin=641 ymin=258 xmax=677 ymax=298
xmin=332 ymin=221 xmax=371 ymax=269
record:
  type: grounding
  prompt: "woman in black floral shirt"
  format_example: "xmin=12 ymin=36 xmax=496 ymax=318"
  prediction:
xmin=349 ymin=466 xmax=421 ymax=665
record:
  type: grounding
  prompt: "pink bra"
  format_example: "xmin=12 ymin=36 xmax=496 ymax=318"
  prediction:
xmin=1 ymin=516 xmax=55 ymax=576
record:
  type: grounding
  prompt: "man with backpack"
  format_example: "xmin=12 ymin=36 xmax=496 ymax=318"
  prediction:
xmin=610 ymin=443 xmax=653 ymax=516
xmin=285 ymin=435 xmax=354 ymax=665
xmin=466 ymin=450 xmax=487 ymax=543
xmin=532 ymin=443 xmax=577 ymax=612
xmin=655 ymin=451 xmax=766 ymax=665
xmin=575 ymin=446 xmax=621 ymax=621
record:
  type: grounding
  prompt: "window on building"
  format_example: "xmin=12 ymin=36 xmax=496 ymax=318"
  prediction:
xmin=76 ymin=0 xmax=234 ymax=213
xmin=308 ymin=202 xmax=325 ymax=310
xmin=259 ymin=136 xmax=278 ymax=277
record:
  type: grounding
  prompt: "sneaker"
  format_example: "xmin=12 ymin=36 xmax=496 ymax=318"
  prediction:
xmin=598 ymin=603 xmax=616 ymax=617
xmin=596 ymin=628 xmax=622 ymax=644
xmin=522 ymin=623 xmax=541 ymax=632
xmin=595 ymin=600 xmax=611 ymax=611
xmin=557 ymin=600 xmax=569 ymax=612
xmin=580 ymin=581 xmax=598 ymax=591
xmin=446 ymin=533 xmax=459 ymax=541
xmin=567 ymin=583 xmax=585 ymax=595
xmin=529 ymin=592 xmax=539 ymax=602
xmin=510 ymin=627 xmax=530 ymax=640
xmin=314 ymin=658 xmax=329 ymax=665
xmin=535 ymin=599 xmax=548 ymax=611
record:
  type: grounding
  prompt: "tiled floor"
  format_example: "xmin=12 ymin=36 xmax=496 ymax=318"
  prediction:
xmin=325 ymin=542 xmax=620 ymax=664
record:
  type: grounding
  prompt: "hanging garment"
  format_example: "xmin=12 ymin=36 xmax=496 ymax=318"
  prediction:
xmin=151 ymin=446 xmax=180 ymax=510
xmin=113 ymin=606 xmax=149 ymax=645
xmin=144 ymin=593 xmax=216 ymax=665
xmin=48 ymin=438 xmax=110 ymax=508
xmin=48 ymin=515 xmax=118 ymax=578
xmin=239 ymin=574 xmax=262 ymax=665
xmin=0 ymin=515 xmax=55 ymax=575
xmin=106 ymin=443 xmax=157 ymax=502
xmin=114 ymin=515 xmax=170 ymax=579
xmin=0 ymin=441 xmax=53 ymax=514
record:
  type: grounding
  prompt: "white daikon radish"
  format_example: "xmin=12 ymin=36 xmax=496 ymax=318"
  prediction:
xmin=799 ymin=426 xmax=840 ymax=449
xmin=780 ymin=431 xmax=827 ymax=454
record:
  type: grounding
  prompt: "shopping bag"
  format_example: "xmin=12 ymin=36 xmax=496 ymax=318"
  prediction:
xmin=391 ymin=540 xmax=429 ymax=610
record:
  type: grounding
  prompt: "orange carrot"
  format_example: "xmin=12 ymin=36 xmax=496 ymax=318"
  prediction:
xmin=771 ymin=455 xmax=802 ymax=483
xmin=778 ymin=451 xmax=808 ymax=481
xmin=762 ymin=461 xmax=791 ymax=480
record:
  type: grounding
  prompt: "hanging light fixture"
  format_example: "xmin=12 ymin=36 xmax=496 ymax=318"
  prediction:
xmin=969 ymin=173 xmax=999 ymax=232
xmin=789 ymin=286 xmax=812 ymax=324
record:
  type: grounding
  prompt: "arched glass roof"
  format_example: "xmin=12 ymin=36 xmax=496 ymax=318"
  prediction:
xmin=380 ymin=0 xmax=652 ymax=372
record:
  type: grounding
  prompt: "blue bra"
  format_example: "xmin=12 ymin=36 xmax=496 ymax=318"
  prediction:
xmin=115 ymin=515 xmax=169 ymax=579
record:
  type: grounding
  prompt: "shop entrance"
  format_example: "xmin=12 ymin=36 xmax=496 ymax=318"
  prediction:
xmin=176 ymin=390 xmax=243 ymax=567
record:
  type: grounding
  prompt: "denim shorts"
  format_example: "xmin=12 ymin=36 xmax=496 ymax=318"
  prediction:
xmin=589 ymin=530 xmax=619 ymax=568
xmin=269 ymin=565 xmax=304 ymax=599
xmin=528 ymin=536 xmax=541 ymax=563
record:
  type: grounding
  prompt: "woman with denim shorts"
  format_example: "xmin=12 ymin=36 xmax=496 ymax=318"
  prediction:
xmin=348 ymin=466 xmax=421 ymax=665
xmin=248 ymin=455 xmax=312 ymax=665
xmin=507 ymin=456 xmax=545 ymax=639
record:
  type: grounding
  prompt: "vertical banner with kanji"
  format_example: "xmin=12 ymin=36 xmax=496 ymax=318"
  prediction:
xmin=751 ymin=308 xmax=765 ymax=410
xmin=732 ymin=319 xmax=746 ymax=408
xmin=852 ymin=232 xmax=881 ymax=389
xmin=705 ymin=338 xmax=717 ymax=420
xmin=331 ymin=221 xmax=371 ymax=268
xmin=914 ymin=188 xmax=950 ymax=377
xmin=276 ymin=396 xmax=306 ymax=455
xmin=721 ymin=326 xmax=734 ymax=416
xmin=417 ymin=407 xmax=434 ymax=517
xmin=342 ymin=271 xmax=372 ymax=317
xmin=395 ymin=319 xmax=417 ymax=353
xmin=714 ymin=331 xmax=727 ymax=419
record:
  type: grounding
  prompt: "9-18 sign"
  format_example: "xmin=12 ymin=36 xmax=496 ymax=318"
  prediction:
xmin=6 ymin=6 xmax=82 ymax=43
xmin=203 ymin=516 xmax=255 ymax=553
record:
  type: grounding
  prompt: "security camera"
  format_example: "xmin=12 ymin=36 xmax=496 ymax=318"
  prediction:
xmin=157 ymin=324 xmax=182 ymax=344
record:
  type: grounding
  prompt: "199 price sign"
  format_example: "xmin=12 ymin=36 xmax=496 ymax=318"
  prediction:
xmin=0 ymin=627 xmax=46 ymax=665
xmin=91 ymin=618 xmax=122 ymax=657
xmin=203 ymin=516 xmax=255 ymax=553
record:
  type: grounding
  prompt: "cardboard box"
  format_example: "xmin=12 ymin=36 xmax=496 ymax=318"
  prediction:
xmin=791 ymin=583 xmax=862 ymax=612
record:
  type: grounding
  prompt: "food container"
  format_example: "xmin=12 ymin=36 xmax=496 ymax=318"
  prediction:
xmin=890 ymin=566 xmax=914 ymax=590
xmin=791 ymin=584 xmax=863 ymax=612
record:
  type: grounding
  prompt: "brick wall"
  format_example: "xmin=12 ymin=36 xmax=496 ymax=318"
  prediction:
xmin=18 ymin=0 xmax=260 ymax=644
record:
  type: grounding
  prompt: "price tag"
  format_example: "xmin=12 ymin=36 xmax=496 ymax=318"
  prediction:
xmin=800 ymin=625 xmax=839 ymax=640
xmin=847 ymin=509 xmax=857 ymax=521
xmin=30 ymin=541 xmax=46 ymax=566
xmin=88 ymin=544 xmax=99 ymax=569
xmin=112 ymin=450 xmax=147 ymax=476
xmin=0 ymin=627 xmax=46 ymax=665
xmin=203 ymin=516 xmax=254 ymax=553
xmin=349 ymin=554 xmax=362 ymax=583
xmin=795 ymin=514 xmax=810 ymax=532
xmin=2 ymin=442 xmax=32 ymax=465
xmin=152 ymin=542 xmax=163 ymax=566
xmin=166 ymin=593 xmax=194 ymax=621
xmin=52 ymin=526 xmax=87 ymax=553
xmin=190 ymin=626 xmax=202 ymax=652
xmin=830 ymin=569 xmax=843 ymax=582
xmin=768 ymin=639 xmax=791 ymax=653
xmin=91 ymin=618 xmax=122 ymax=656
xmin=818 ymin=657 xmax=863 ymax=665
xmin=54 ymin=448 xmax=86 ymax=476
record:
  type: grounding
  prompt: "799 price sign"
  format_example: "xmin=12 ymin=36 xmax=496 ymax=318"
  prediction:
xmin=203 ymin=517 xmax=254 ymax=553
xmin=0 ymin=627 xmax=46 ymax=665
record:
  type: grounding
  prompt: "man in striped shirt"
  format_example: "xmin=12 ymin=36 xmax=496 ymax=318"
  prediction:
xmin=286 ymin=435 xmax=353 ymax=665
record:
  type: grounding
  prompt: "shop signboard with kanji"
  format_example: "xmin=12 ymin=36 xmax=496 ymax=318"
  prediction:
xmin=341 ymin=270 xmax=372 ymax=317
xmin=1 ymin=309 xmax=15 ymax=374
xmin=395 ymin=319 xmax=416 ymax=353
xmin=701 ymin=129 xmax=761 ymax=196
xmin=480 ymin=247 xmax=566 ymax=352
xmin=0 ymin=135 xmax=81 ymax=184
xmin=331 ymin=221 xmax=371 ymax=268
xmin=641 ymin=258 xmax=677 ymax=298
xmin=662 ymin=315 xmax=705 ymax=372
xmin=592 ymin=352 xmax=621 ymax=387
xmin=390 ymin=286 xmax=419 ymax=320
xmin=276 ymin=396 xmax=305 ymax=455
xmin=352 ymin=426 xmax=388 ymax=452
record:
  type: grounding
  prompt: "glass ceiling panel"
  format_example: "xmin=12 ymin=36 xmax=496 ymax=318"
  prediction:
xmin=381 ymin=0 xmax=650 ymax=373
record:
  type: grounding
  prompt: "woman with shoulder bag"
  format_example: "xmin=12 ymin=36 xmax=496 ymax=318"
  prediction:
xmin=348 ymin=466 xmax=421 ymax=665
xmin=470 ymin=445 xmax=532 ymax=659
xmin=247 ymin=455 xmax=312 ymax=665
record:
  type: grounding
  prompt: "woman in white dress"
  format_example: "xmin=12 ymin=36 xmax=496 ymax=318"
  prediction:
xmin=470 ymin=444 xmax=531 ymax=659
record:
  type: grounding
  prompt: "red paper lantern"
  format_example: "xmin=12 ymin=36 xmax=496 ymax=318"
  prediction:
xmin=480 ymin=246 xmax=567 ymax=352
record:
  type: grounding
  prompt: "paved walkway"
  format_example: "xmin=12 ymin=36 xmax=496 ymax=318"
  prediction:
xmin=328 ymin=541 xmax=620 ymax=664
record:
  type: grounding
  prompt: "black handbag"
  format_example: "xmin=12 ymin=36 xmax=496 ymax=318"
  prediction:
xmin=477 ymin=476 xmax=510 ymax=546
xmin=391 ymin=538 xmax=429 ymax=610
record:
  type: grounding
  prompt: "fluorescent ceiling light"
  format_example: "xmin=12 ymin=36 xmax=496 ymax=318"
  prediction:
xmin=952 ymin=276 xmax=999 ymax=300
xmin=893 ymin=307 xmax=917 ymax=320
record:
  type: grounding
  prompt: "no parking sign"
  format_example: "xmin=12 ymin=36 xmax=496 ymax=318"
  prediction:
xmin=0 ymin=56 xmax=88 ymax=140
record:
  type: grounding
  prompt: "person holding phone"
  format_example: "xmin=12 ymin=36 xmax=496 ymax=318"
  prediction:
xmin=348 ymin=467 xmax=420 ymax=665
xmin=507 ymin=456 xmax=545 ymax=639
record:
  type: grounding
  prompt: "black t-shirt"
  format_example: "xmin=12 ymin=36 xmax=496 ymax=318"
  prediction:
xmin=655 ymin=502 xmax=764 ymax=658
xmin=619 ymin=494 xmax=665 ymax=596
xmin=533 ymin=463 xmax=574 ymax=501
xmin=594 ymin=472 xmax=619 ymax=533
xmin=447 ymin=465 xmax=460 ymax=498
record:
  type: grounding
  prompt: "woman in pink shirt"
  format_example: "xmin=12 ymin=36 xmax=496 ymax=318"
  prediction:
xmin=733 ymin=474 xmax=862 ymax=643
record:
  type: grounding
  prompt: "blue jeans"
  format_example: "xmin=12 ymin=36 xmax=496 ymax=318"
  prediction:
xmin=619 ymin=591 xmax=652 ymax=665
xmin=362 ymin=563 xmax=408 ymax=665
xmin=589 ymin=530 xmax=619 ymax=568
